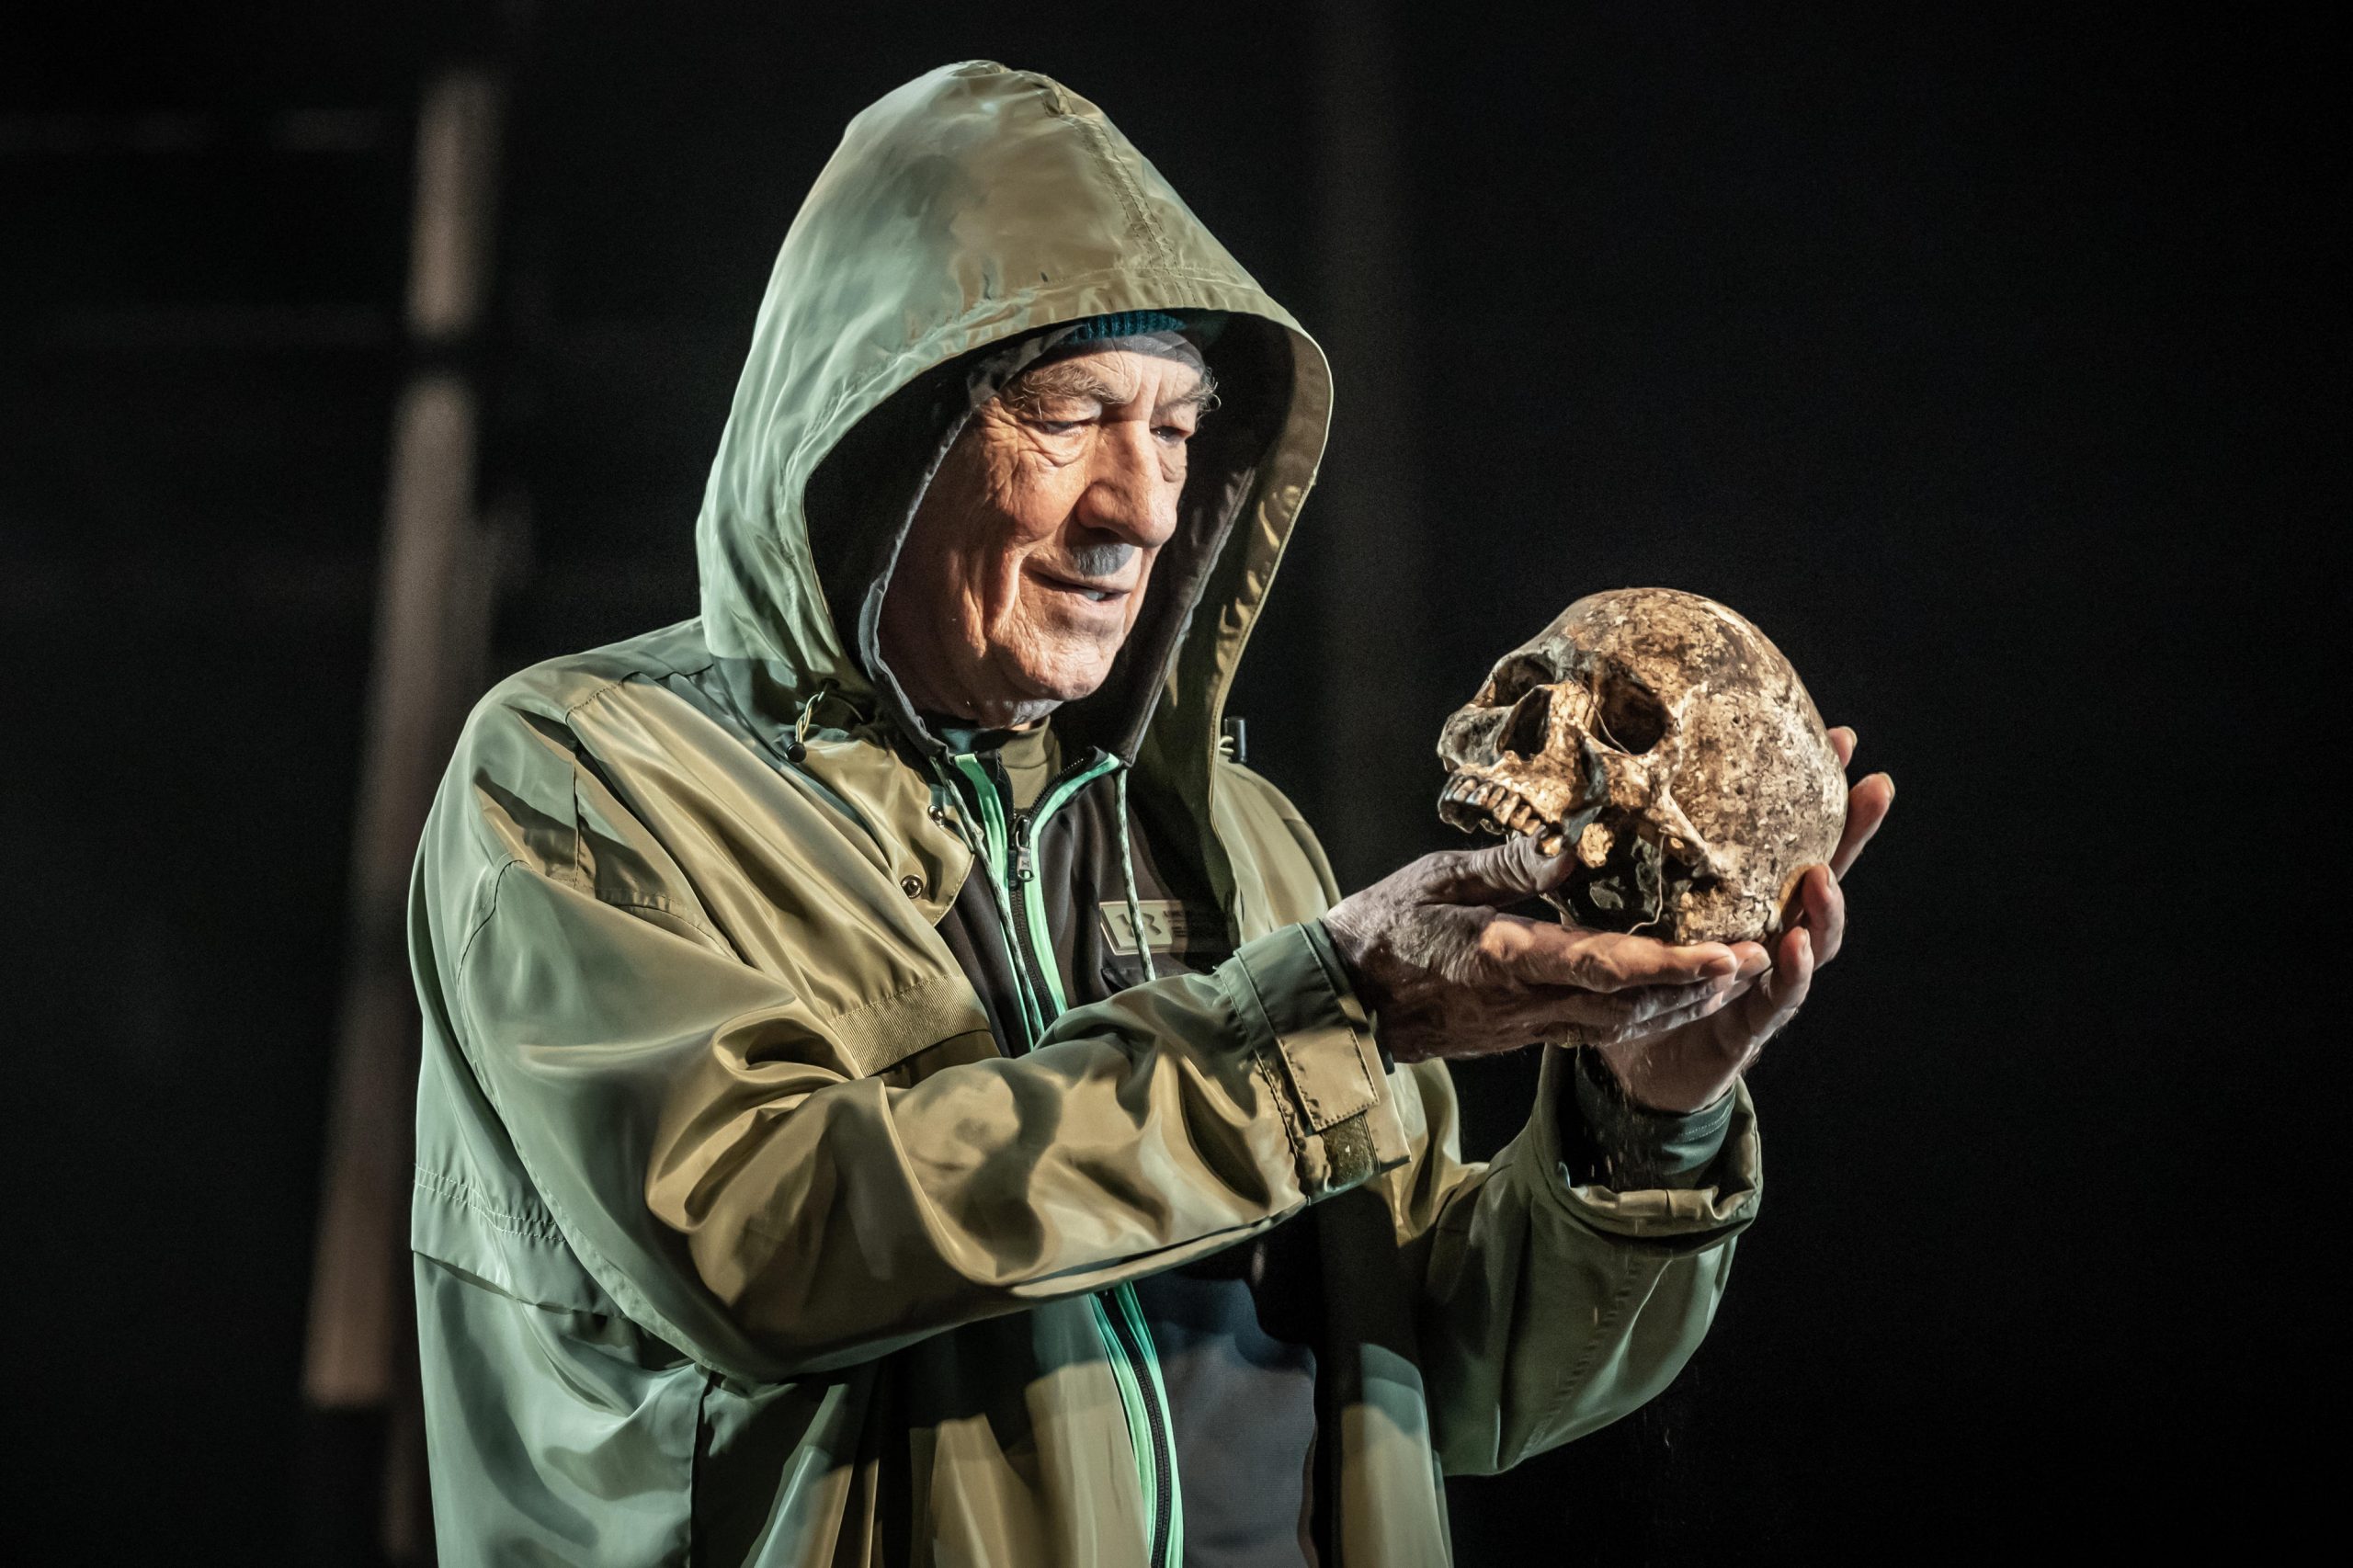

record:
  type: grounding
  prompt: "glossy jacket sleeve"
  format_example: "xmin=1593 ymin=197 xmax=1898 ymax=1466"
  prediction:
xmin=1382 ymin=1046 xmax=1761 ymax=1475
xmin=446 ymin=855 xmax=1407 ymax=1382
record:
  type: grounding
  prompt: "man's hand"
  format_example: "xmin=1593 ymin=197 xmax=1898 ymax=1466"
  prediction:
xmin=1322 ymin=727 xmax=1894 ymax=1111
xmin=1591 ymin=727 xmax=1892 ymax=1111
xmin=1322 ymin=838 xmax=1750 ymax=1068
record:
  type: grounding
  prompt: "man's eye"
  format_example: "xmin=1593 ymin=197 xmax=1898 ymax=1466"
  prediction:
xmin=1032 ymin=418 xmax=1084 ymax=436
xmin=1154 ymin=425 xmax=1192 ymax=444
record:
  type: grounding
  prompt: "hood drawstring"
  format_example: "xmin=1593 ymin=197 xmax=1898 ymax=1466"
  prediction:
xmin=783 ymin=680 xmax=837 ymax=764
xmin=1115 ymin=766 xmax=1159 ymax=984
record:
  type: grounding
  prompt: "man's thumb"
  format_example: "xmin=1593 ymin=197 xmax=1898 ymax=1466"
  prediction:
xmin=1442 ymin=830 xmax=1577 ymax=905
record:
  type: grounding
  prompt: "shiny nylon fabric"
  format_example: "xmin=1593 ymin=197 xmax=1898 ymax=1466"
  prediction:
xmin=409 ymin=61 xmax=1764 ymax=1567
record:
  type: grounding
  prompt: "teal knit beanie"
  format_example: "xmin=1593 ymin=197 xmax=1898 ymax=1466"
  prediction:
xmin=1056 ymin=309 xmax=1188 ymax=343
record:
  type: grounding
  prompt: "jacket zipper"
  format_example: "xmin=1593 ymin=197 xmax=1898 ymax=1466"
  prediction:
xmin=943 ymin=748 xmax=1185 ymax=1568
xmin=1004 ymin=809 xmax=1063 ymax=1024
xmin=1102 ymin=1280 xmax=1178 ymax=1568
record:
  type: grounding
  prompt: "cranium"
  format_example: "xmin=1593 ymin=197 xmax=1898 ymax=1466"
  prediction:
xmin=1437 ymin=587 xmax=1846 ymax=945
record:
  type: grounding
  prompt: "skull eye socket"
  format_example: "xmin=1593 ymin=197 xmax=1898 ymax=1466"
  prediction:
xmin=1595 ymin=674 xmax=1669 ymax=754
xmin=1485 ymin=653 xmax=1554 ymax=708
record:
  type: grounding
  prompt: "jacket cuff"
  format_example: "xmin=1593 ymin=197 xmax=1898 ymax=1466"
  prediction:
xmin=1217 ymin=924 xmax=1413 ymax=1198
xmin=1525 ymin=1045 xmax=1762 ymax=1245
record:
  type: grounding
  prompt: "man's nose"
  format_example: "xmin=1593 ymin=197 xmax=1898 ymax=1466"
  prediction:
xmin=1075 ymin=423 xmax=1178 ymax=546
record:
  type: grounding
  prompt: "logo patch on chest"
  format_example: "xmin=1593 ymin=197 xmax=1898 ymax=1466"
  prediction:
xmin=1099 ymin=899 xmax=1196 ymax=956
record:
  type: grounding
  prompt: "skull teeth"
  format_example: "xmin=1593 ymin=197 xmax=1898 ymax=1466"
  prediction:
xmin=1442 ymin=775 xmax=1553 ymax=844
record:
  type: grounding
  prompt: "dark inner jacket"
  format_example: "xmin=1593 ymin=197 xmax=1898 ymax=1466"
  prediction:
xmin=934 ymin=722 xmax=1329 ymax=1563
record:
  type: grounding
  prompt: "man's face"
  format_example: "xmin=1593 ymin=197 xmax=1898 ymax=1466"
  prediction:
xmin=880 ymin=346 xmax=1211 ymax=729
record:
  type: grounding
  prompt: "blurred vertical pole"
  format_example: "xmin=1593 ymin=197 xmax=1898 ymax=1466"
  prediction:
xmin=301 ymin=65 xmax=504 ymax=1566
xmin=1313 ymin=0 xmax=1431 ymax=888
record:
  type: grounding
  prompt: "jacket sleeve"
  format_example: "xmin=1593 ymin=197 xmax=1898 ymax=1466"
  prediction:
xmin=440 ymin=848 xmax=1411 ymax=1383
xmin=1388 ymin=1034 xmax=1761 ymax=1475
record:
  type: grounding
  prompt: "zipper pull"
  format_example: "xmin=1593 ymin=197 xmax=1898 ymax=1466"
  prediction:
xmin=1010 ymin=810 xmax=1036 ymax=884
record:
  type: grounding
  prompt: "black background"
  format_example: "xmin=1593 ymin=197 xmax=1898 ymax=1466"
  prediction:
xmin=4 ymin=3 xmax=2337 ymax=1559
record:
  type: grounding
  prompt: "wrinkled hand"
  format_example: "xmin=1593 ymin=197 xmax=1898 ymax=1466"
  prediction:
xmin=1322 ymin=728 xmax=1893 ymax=1112
xmin=1322 ymin=841 xmax=1749 ymax=1069
xmin=1590 ymin=726 xmax=1894 ymax=1111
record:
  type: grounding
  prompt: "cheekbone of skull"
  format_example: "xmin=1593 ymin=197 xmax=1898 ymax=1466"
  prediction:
xmin=1437 ymin=587 xmax=1847 ymax=944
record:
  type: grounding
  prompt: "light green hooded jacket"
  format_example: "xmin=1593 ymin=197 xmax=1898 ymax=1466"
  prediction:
xmin=408 ymin=61 xmax=1761 ymax=1567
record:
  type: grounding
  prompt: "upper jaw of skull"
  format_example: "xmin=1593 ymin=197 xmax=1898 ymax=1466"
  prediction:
xmin=1436 ymin=665 xmax=1731 ymax=885
xmin=1438 ymin=677 xmax=1606 ymax=848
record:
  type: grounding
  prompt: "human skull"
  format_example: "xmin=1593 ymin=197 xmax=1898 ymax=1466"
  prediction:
xmin=1437 ymin=587 xmax=1846 ymax=944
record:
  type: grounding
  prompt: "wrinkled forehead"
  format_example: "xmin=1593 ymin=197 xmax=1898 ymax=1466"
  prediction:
xmin=1009 ymin=337 xmax=1210 ymax=406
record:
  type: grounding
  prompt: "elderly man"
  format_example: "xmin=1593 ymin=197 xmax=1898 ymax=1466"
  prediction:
xmin=409 ymin=62 xmax=1891 ymax=1567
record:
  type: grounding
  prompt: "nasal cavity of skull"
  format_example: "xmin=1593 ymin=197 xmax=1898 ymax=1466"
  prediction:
xmin=1594 ymin=673 xmax=1669 ymax=755
xmin=1499 ymin=686 xmax=1551 ymax=760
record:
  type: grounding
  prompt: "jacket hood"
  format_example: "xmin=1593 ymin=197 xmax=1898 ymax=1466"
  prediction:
xmin=693 ymin=61 xmax=1332 ymax=772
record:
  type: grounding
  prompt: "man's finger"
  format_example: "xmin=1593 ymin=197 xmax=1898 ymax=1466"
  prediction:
xmin=1483 ymin=917 xmax=1739 ymax=993
xmin=1795 ymin=864 xmax=1846 ymax=966
xmin=1614 ymin=979 xmax=1750 ymax=1043
xmin=1428 ymin=834 xmax=1577 ymax=906
xmin=1518 ymin=976 xmax=1730 ymax=1039
xmin=1741 ymin=926 xmax=1814 ymax=1040
xmin=1829 ymin=726 xmax=1857 ymax=769
xmin=1572 ymin=970 xmax=1741 ymax=1030
xmin=1830 ymin=772 xmax=1893 ymax=880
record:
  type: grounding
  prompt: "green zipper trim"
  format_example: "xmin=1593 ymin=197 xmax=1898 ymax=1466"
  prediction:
xmin=1090 ymin=1291 xmax=1163 ymax=1550
xmin=1019 ymin=753 xmax=1120 ymax=1017
xmin=946 ymin=747 xmax=1184 ymax=1567
xmin=947 ymin=752 xmax=1047 ymax=1045
xmin=1112 ymin=1278 xmax=1185 ymax=1567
